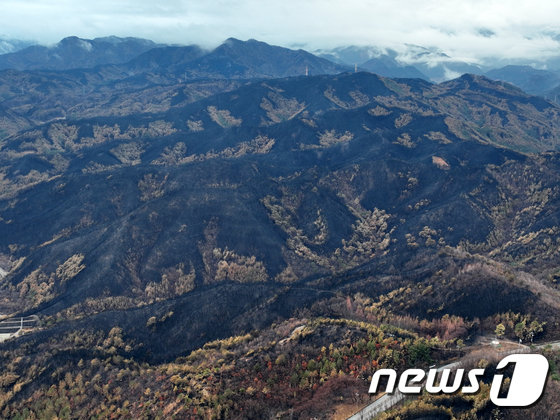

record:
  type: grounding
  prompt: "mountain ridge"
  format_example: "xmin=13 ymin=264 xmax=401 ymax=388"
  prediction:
xmin=0 ymin=36 xmax=162 ymax=71
xmin=1 ymin=71 xmax=559 ymax=316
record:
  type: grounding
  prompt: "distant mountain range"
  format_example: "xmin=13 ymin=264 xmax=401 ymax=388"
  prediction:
xmin=315 ymin=44 xmax=483 ymax=82
xmin=316 ymin=46 xmax=428 ymax=79
xmin=2 ymin=35 xmax=560 ymax=102
xmin=0 ymin=36 xmax=347 ymax=77
xmin=128 ymin=38 xmax=347 ymax=79
xmin=485 ymin=65 xmax=560 ymax=97
xmin=0 ymin=36 xmax=162 ymax=71
xmin=315 ymin=44 xmax=560 ymax=101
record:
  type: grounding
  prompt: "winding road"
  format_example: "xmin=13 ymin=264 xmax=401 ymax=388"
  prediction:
xmin=347 ymin=340 xmax=535 ymax=420
xmin=0 ymin=315 xmax=39 ymax=342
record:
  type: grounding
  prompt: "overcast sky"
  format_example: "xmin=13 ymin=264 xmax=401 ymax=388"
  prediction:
xmin=2 ymin=0 xmax=560 ymax=64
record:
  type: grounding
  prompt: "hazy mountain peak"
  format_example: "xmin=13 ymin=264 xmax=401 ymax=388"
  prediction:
xmin=0 ymin=35 xmax=165 ymax=71
xmin=57 ymin=35 xmax=81 ymax=44
xmin=485 ymin=65 xmax=560 ymax=96
xmin=93 ymin=35 xmax=156 ymax=45
xmin=401 ymin=43 xmax=451 ymax=62
xmin=0 ymin=37 xmax=35 ymax=55
xmin=222 ymin=37 xmax=249 ymax=46
xmin=314 ymin=45 xmax=389 ymax=66
xmin=56 ymin=36 xmax=93 ymax=51
xmin=219 ymin=37 xmax=277 ymax=50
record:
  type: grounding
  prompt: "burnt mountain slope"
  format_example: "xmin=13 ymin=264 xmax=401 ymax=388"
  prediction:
xmin=1 ymin=72 xmax=560 ymax=325
xmin=1 ymin=70 xmax=560 ymax=419
xmin=0 ymin=66 xmax=245 ymax=138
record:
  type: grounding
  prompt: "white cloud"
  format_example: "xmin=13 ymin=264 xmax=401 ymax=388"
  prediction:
xmin=1 ymin=0 xmax=560 ymax=64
